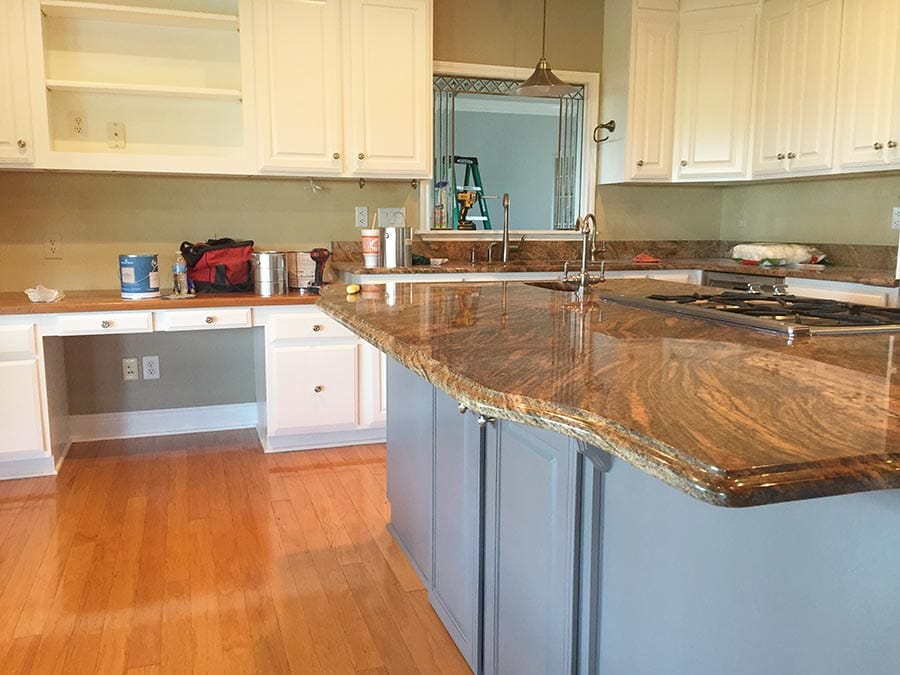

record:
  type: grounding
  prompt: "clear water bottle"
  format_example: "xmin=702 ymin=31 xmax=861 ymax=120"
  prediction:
xmin=173 ymin=252 xmax=189 ymax=295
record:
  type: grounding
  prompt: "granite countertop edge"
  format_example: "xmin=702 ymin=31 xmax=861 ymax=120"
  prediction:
xmin=316 ymin=283 xmax=900 ymax=509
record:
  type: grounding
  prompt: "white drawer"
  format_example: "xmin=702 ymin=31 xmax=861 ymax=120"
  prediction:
xmin=56 ymin=311 xmax=154 ymax=335
xmin=268 ymin=311 xmax=354 ymax=342
xmin=0 ymin=324 xmax=36 ymax=355
xmin=157 ymin=307 xmax=252 ymax=332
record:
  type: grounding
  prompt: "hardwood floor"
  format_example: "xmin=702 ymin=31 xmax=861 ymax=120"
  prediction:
xmin=0 ymin=430 xmax=471 ymax=675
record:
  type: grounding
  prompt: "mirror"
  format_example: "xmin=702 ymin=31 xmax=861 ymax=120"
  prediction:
xmin=432 ymin=73 xmax=587 ymax=232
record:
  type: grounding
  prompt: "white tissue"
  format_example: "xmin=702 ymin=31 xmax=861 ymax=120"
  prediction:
xmin=25 ymin=285 xmax=65 ymax=303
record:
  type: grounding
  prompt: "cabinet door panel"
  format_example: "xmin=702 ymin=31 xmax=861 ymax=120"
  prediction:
xmin=345 ymin=0 xmax=431 ymax=177
xmin=255 ymin=0 xmax=343 ymax=173
xmin=788 ymin=0 xmax=841 ymax=172
xmin=0 ymin=0 xmax=32 ymax=163
xmin=483 ymin=421 xmax=578 ymax=675
xmin=628 ymin=9 xmax=678 ymax=179
xmin=431 ymin=390 xmax=481 ymax=671
xmin=753 ymin=0 xmax=796 ymax=175
xmin=675 ymin=6 xmax=757 ymax=178
xmin=268 ymin=343 xmax=357 ymax=433
xmin=837 ymin=0 xmax=896 ymax=168
xmin=0 ymin=360 xmax=45 ymax=455
xmin=385 ymin=357 xmax=433 ymax=584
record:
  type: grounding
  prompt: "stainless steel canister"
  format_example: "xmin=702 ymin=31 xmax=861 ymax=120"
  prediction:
xmin=382 ymin=227 xmax=411 ymax=267
xmin=252 ymin=251 xmax=287 ymax=296
xmin=285 ymin=251 xmax=317 ymax=289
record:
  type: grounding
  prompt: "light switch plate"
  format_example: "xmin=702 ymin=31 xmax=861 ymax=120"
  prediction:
xmin=892 ymin=206 xmax=900 ymax=230
xmin=377 ymin=207 xmax=406 ymax=227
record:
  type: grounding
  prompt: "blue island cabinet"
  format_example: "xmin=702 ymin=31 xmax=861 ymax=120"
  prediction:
xmin=386 ymin=358 xmax=588 ymax=674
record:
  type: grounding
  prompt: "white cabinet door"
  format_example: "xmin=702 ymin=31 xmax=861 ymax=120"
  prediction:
xmin=754 ymin=0 xmax=842 ymax=176
xmin=753 ymin=0 xmax=797 ymax=175
xmin=0 ymin=360 xmax=45 ymax=456
xmin=0 ymin=0 xmax=32 ymax=164
xmin=674 ymin=5 xmax=757 ymax=179
xmin=837 ymin=0 xmax=898 ymax=169
xmin=344 ymin=0 xmax=432 ymax=178
xmin=254 ymin=0 xmax=344 ymax=173
xmin=268 ymin=342 xmax=358 ymax=434
xmin=628 ymin=8 xmax=679 ymax=180
xmin=887 ymin=7 xmax=900 ymax=166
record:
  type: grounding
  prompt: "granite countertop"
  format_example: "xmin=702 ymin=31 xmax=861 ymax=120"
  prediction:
xmin=0 ymin=290 xmax=319 ymax=315
xmin=331 ymin=258 xmax=898 ymax=287
xmin=317 ymin=279 xmax=900 ymax=508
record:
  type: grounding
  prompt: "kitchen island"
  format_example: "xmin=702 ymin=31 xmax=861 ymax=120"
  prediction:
xmin=318 ymin=279 xmax=900 ymax=675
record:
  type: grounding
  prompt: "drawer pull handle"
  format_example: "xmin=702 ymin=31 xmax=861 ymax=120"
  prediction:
xmin=205 ymin=316 xmax=214 ymax=324
xmin=314 ymin=385 xmax=323 ymax=393
xmin=636 ymin=159 xmax=644 ymax=167
xmin=776 ymin=153 xmax=785 ymax=160
xmin=333 ymin=152 xmax=340 ymax=159
xmin=458 ymin=403 xmax=468 ymax=414
xmin=101 ymin=320 xmax=111 ymax=328
xmin=889 ymin=141 xmax=898 ymax=149
xmin=680 ymin=160 xmax=688 ymax=167
xmin=477 ymin=415 xmax=496 ymax=429
xmin=874 ymin=142 xmax=884 ymax=151
xmin=358 ymin=152 xmax=366 ymax=160
xmin=787 ymin=152 xmax=796 ymax=160
xmin=312 ymin=324 xmax=322 ymax=332
xmin=17 ymin=139 xmax=26 ymax=149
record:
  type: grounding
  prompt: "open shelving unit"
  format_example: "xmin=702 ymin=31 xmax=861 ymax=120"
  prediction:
xmin=31 ymin=0 xmax=253 ymax=172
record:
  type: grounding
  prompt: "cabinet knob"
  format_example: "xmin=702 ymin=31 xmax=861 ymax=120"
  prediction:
xmin=358 ymin=152 xmax=366 ymax=160
xmin=205 ymin=316 xmax=214 ymax=324
xmin=776 ymin=153 xmax=786 ymax=160
xmin=787 ymin=152 xmax=796 ymax=160
xmin=312 ymin=324 xmax=322 ymax=332
xmin=874 ymin=142 xmax=884 ymax=151
xmin=458 ymin=403 xmax=468 ymax=414
xmin=314 ymin=385 xmax=323 ymax=393
xmin=101 ymin=320 xmax=111 ymax=328
xmin=680 ymin=160 xmax=688 ymax=167
xmin=889 ymin=141 xmax=898 ymax=149
xmin=333 ymin=152 xmax=340 ymax=159
xmin=17 ymin=139 xmax=26 ymax=149
xmin=477 ymin=415 xmax=496 ymax=428
xmin=636 ymin=159 xmax=644 ymax=167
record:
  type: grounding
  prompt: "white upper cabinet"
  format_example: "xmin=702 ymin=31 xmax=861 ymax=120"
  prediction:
xmin=753 ymin=0 xmax=842 ymax=176
xmin=254 ymin=0 xmax=343 ymax=174
xmin=0 ymin=0 xmax=33 ymax=164
xmin=836 ymin=0 xmax=900 ymax=169
xmin=344 ymin=0 xmax=432 ymax=178
xmin=25 ymin=0 xmax=257 ymax=174
xmin=599 ymin=2 xmax=678 ymax=183
xmin=674 ymin=4 xmax=758 ymax=179
xmin=254 ymin=0 xmax=432 ymax=178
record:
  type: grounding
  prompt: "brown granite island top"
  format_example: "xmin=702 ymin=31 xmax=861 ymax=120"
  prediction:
xmin=317 ymin=279 xmax=900 ymax=508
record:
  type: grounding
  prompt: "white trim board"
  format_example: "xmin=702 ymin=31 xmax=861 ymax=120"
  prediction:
xmin=69 ymin=402 xmax=258 ymax=441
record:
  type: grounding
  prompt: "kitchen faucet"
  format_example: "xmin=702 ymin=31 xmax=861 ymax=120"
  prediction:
xmin=581 ymin=213 xmax=606 ymax=262
xmin=562 ymin=215 xmax=605 ymax=300
xmin=500 ymin=193 xmax=525 ymax=263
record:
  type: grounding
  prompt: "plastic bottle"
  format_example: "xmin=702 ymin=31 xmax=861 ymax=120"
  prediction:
xmin=173 ymin=252 xmax=189 ymax=296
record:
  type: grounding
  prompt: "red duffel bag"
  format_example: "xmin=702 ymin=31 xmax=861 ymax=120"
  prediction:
xmin=180 ymin=238 xmax=254 ymax=293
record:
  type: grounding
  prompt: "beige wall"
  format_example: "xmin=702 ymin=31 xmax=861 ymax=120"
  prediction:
xmin=720 ymin=173 xmax=900 ymax=245
xmin=596 ymin=184 xmax=724 ymax=240
xmin=0 ymin=172 xmax=418 ymax=291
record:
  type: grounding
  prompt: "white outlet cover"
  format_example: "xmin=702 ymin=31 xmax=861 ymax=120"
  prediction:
xmin=142 ymin=355 xmax=160 ymax=380
xmin=377 ymin=207 xmax=406 ymax=227
xmin=122 ymin=357 xmax=139 ymax=381
xmin=107 ymin=121 xmax=126 ymax=149
xmin=354 ymin=206 xmax=369 ymax=228
xmin=43 ymin=234 xmax=63 ymax=260
xmin=892 ymin=206 xmax=900 ymax=231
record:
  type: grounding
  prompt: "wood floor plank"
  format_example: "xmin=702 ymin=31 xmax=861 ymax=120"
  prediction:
xmin=0 ymin=432 xmax=471 ymax=675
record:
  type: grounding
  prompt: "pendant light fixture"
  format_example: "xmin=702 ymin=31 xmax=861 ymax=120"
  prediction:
xmin=512 ymin=0 xmax=578 ymax=97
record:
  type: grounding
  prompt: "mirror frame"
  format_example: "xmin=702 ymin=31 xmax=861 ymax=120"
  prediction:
xmin=420 ymin=61 xmax=599 ymax=239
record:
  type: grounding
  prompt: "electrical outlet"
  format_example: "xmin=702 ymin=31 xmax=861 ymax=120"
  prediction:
xmin=892 ymin=206 xmax=900 ymax=230
xmin=142 ymin=355 xmax=160 ymax=380
xmin=122 ymin=358 xmax=139 ymax=381
xmin=354 ymin=206 xmax=369 ymax=228
xmin=69 ymin=111 xmax=86 ymax=137
xmin=377 ymin=207 xmax=406 ymax=227
xmin=43 ymin=234 xmax=63 ymax=259
xmin=107 ymin=121 xmax=126 ymax=149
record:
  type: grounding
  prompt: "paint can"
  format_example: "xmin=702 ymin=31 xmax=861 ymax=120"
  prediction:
xmin=119 ymin=254 xmax=161 ymax=300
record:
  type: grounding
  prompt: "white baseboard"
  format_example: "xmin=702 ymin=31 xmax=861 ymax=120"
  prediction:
xmin=0 ymin=455 xmax=56 ymax=480
xmin=262 ymin=425 xmax=386 ymax=452
xmin=69 ymin=403 xmax=259 ymax=442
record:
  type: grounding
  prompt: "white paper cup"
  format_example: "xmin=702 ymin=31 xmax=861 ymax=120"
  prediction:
xmin=361 ymin=228 xmax=381 ymax=268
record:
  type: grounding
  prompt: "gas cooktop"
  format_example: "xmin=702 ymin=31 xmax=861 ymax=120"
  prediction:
xmin=605 ymin=290 xmax=900 ymax=339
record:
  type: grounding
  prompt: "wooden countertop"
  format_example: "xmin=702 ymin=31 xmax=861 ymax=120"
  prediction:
xmin=0 ymin=290 xmax=320 ymax=315
xmin=317 ymin=280 xmax=900 ymax=508
xmin=331 ymin=258 xmax=898 ymax=287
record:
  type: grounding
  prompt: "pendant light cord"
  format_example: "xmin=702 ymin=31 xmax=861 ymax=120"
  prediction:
xmin=541 ymin=0 xmax=548 ymax=59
